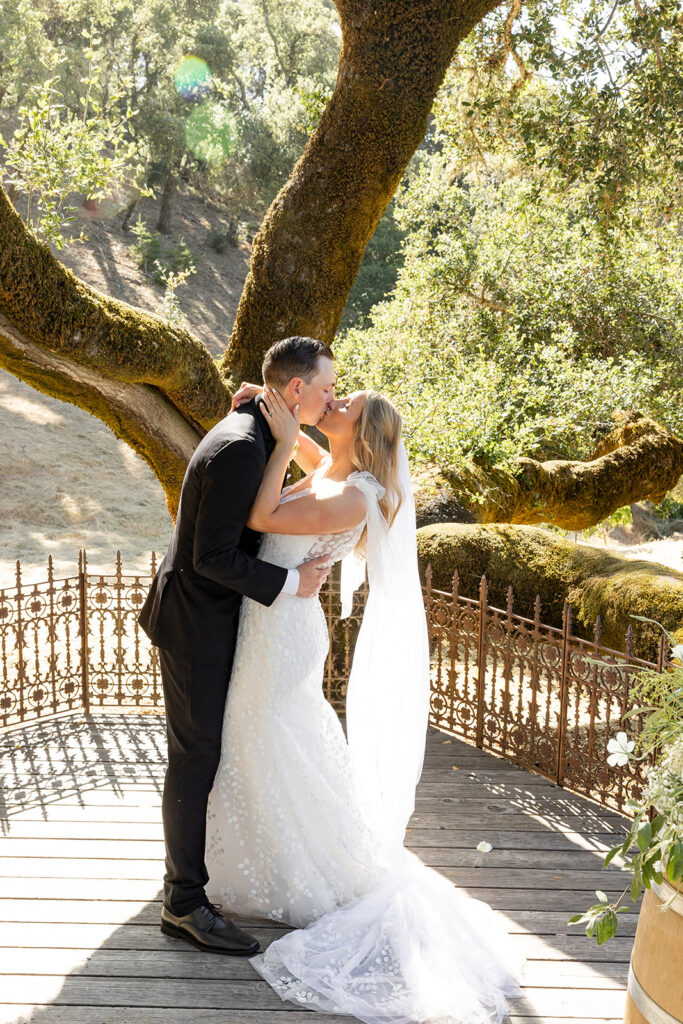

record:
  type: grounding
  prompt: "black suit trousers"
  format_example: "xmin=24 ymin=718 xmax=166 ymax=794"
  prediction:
xmin=159 ymin=647 xmax=233 ymax=914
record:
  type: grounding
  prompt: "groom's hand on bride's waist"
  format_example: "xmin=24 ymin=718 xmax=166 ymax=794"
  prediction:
xmin=295 ymin=554 xmax=332 ymax=598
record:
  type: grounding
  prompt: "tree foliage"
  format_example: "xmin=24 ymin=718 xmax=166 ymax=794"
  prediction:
xmin=0 ymin=0 xmax=342 ymax=227
xmin=335 ymin=0 xmax=683 ymax=477
xmin=439 ymin=0 xmax=683 ymax=221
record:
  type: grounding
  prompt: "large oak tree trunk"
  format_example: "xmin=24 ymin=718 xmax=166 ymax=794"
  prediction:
xmin=223 ymin=0 xmax=504 ymax=388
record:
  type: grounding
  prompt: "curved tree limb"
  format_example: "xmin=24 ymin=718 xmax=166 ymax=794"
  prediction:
xmin=0 ymin=184 xmax=232 ymax=512
xmin=0 ymin=186 xmax=230 ymax=429
xmin=0 ymin=311 xmax=198 ymax=513
xmin=414 ymin=415 xmax=683 ymax=531
xmin=223 ymin=0 xmax=505 ymax=386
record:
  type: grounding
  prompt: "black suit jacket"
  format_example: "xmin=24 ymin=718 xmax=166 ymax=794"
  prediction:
xmin=138 ymin=398 xmax=288 ymax=664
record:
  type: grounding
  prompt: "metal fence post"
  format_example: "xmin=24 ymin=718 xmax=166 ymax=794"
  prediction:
xmin=15 ymin=560 xmax=26 ymax=723
xmin=555 ymin=600 xmax=572 ymax=786
xmin=78 ymin=550 xmax=90 ymax=713
xmin=424 ymin=564 xmax=433 ymax=657
xmin=475 ymin=575 xmax=488 ymax=748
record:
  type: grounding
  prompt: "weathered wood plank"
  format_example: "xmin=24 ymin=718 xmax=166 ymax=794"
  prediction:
xmin=408 ymin=811 xmax=627 ymax=830
xmin=0 ymin=925 xmax=634 ymax=962
xmin=0 ymin=906 xmax=639 ymax=937
xmin=0 ymin=923 xmax=295 ymax=950
xmin=0 ymin=1010 xmax=388 ymax=1024
xmin=0 ymin=838 xmax=164 ymax=859
xmin=1 ymin=806 xmax=164 ymax=824
xmin=0 ymin=866 xmax=631 ymax=901
xmin=0 ymin=848 xmax=627 ymax=880
xmin=405 ymin=829 xmax=623 ymax=851
xmin=0 ymin=976 xmax=288 ymax=1009
xmin=507 ymin=988 xmax=627 ymax=1016
xmin=0 ymin=1013 xmax=628 ymax=1024
xmin=0 ymin=948 xmax=628 ymax=990
xmin=1 ymin=820 xmax=624 ymax=854
xmin=0 ymin=977 xmax=629 ymax=1015
xmin=0 ymin=887 xmax=632 ymax=919
xmin=5 ymin=785 xmax=627 ymax=821
xmin=0 ymin=821 xmax=163 ymax=840
xmin=3 ymin=804 xmax=629 ymax=832
xmin=0 ymin=859 xmax=164 ymax=880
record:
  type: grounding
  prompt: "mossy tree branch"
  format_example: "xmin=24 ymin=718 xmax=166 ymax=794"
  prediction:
xmin=414 ymin=416 xmax=683 ymax=532
xmin=223 ymin=0 xmax=505 ymax=387
xmin=417 ymin=522 xmax=683 ymax=658
xmin=0 ymin=184 xmax=231 ymax=513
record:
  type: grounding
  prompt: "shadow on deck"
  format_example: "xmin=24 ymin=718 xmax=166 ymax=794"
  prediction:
xmin=0 ymin=714 xmax=636 ymax=1023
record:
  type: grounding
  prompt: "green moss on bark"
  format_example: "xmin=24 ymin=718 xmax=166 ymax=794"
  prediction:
xmin=224 ymin=0 xmax=504 ymax=385
xmin=413 ymin=415 xmax=683 ymax=532
xmin=0 ymin=186 xmax=231 ymax=429
xmin=417 ymin=523 xmax=683 ymax=659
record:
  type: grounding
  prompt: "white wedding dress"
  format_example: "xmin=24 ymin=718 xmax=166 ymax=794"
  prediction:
xmin=205 ymin=468 xmax=522 ymax=1024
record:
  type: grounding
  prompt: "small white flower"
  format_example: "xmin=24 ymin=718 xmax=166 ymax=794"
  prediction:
xmin=476 ymin=840 xmax=493 ymax=853
xmin=670 ymin=643 xmax=683 ymax=663
xmin=606 ymin=731 xmax=635 ymax=767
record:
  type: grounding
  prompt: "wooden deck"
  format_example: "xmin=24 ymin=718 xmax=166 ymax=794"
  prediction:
xmin=0 ymin=713 xmax=638 ymax=1024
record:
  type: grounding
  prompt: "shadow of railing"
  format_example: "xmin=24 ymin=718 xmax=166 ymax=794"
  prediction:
xmin=0 ymin=713 xmax=165 ymax=833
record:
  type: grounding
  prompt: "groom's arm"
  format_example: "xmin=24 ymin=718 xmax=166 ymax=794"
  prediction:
xmin=193 ymin=439 xmax=288 ymax=606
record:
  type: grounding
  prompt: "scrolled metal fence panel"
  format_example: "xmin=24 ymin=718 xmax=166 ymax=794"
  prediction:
xmin=84 ymin=552 xmax=162 ymax=711
xmin=0 ymin=558 xmax=81 ymax=727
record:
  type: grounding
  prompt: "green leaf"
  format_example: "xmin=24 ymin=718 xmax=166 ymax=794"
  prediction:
xmin=596 ymin=916 xmax=608 ymax=945
xmin=667 ymin=843 xmax=683 ymax=883
xmin=650 ymin=814 xmax=666 ymax=836
xmin=604 ymin=846 xmax=620 ymax=867
xmin=596 ymin=890 xmax=608 ymax=904
xmin=630 ymin=875 xmax=643 ymax=903
xmin=637 ymin=823 xmax=652 ymax=853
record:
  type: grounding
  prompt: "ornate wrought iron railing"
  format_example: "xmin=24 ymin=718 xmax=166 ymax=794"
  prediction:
xmin=423 ymin=568 xmax=666 ymax=815
xmin=0 ymin=552 xmax=667 ymax=814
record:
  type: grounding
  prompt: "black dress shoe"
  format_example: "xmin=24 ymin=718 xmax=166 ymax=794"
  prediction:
xmin=160 ymin=902 xmax=260 ymax=956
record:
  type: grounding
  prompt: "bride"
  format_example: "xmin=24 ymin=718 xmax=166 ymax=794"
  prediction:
xmin=205 ymin=385 xmax=522 ymax=1024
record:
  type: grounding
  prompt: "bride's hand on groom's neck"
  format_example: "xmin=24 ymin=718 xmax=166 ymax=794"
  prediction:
xmin=261 ymin=387 xmax=300 ymax=453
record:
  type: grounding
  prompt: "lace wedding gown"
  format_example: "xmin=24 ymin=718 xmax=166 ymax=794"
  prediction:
xmin=205 ymin=471 xmax=522 ymax=1024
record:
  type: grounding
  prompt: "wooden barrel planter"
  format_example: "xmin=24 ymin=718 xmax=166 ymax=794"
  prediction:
xmin=624 ymin=876 xmax=683 ymax=1024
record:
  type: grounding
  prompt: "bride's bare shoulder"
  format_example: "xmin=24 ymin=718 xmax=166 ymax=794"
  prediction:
xmin=281 ymin=459 xmax=332 ymax=498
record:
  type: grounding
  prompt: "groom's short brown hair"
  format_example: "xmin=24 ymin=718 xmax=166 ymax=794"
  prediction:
xmin=262 ymin=336 xmax=333 ymax=389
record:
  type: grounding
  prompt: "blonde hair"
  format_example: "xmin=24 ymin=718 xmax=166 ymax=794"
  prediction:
xmin=350 ymin=391 xmax=403 ymax=537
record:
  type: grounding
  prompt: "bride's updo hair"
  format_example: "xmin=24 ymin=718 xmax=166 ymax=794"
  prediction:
xmin=350 ymin=391 xmax=403 ymax=529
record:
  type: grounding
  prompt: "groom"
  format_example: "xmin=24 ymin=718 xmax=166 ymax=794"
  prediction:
xmin=138 ymin=336 xmax=336 ymax=955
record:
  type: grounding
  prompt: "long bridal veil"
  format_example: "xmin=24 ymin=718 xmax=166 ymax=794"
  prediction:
xmin=342 ymin=443 xmax=431 ymax=862
xmin=250 ymin=443 xmax=523 ymax=1024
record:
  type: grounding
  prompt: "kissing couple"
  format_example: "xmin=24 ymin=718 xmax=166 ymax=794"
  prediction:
xmin=139 ymin=335 xmax=522 ymax=1024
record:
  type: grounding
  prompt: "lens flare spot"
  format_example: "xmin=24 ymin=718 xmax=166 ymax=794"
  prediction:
xmin=174 ymin=56 xmax=212 ymax=101
xmin=184 ymin=102 xmax=237 ymax=162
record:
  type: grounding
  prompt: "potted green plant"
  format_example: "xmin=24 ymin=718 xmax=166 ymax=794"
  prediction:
xmin=569 ymin=619 xmax=683 ymax=943
xmin=569 ymin=618 xmax=683 ymax=1022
